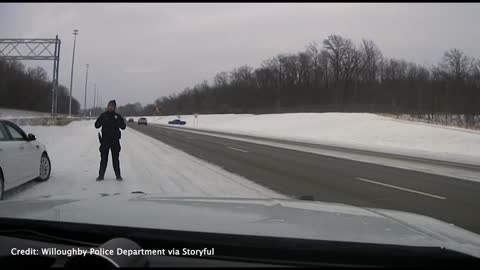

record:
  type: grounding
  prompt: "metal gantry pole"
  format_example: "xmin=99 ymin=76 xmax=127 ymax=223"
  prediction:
xmin=54 ymin=36 xmax=61 ymax=115
xmin=51 ymin=38 xmax=58 ymax=116
xmin=69 ymin=30 xmax=78 ymax=117
xmin=84 ymin=63 xmax=89 ymax=117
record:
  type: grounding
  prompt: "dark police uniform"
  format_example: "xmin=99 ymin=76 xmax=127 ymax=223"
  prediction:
xmin=94 ymin=105 xmax=126 ymax=179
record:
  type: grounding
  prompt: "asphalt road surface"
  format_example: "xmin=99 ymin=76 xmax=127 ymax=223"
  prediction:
xmin=129 ymin=123 xmax=480 ymax=234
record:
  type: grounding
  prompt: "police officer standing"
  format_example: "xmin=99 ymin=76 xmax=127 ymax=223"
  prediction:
xmin=94 ymin=100 xmax=126 ymax=181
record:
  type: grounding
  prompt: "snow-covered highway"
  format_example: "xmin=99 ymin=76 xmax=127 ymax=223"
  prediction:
xmin=5 ymin=120 xmax=283 ymax=200
xmin=4 ymin=113 xmax=480 ymax=234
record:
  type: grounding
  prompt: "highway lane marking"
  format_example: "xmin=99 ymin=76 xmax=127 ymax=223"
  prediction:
xmin=164 ymin=130 xmax=192 ymax=140
xmin=227 ymin=146 xmax=249 ymax=153
xmin=355 ymin=177 xmax=446 ymax=200
xmin=149 ymin=125 xmax=480 ymax=183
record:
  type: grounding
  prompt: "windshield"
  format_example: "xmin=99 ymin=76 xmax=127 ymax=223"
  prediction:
xmin=1 ymin=2 xmax=480 ymax=264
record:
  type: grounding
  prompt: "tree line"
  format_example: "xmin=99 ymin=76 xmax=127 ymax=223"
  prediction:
xmin=0 ymin=59 xmax=81 ymax=114
xmin=154 ymin=34 xmax=480 ymax=124
xmin=116 ymin=102 xmax=158 ymax=117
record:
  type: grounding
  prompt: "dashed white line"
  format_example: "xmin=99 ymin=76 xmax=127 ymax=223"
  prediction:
xmin=155 ymin=124 xmax=480 ymax=183
xmin=356 ymin=177 xmax=446 ymax=200
xmin=227 ymin=146 xmax=249 ymax=153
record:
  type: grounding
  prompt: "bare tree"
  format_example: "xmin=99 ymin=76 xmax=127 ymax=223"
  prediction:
xmin=0 ymin=59 xmax=80 ymax=114
xmin=323 ymin=34 xmax=347 ymax=84
xmin=230 ymin=66 xmax=254 ymax=85
xmin=439 ymin=48 xmax=474 ymax=81
xmin=214 ymin=72 xmax=229 ymax=87
xmin=360 ymin=39 xmax=383 ymax=84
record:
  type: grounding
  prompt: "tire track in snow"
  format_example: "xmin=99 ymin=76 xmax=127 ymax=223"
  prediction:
xmin=124 ymin=129 xmax=210 ymax=196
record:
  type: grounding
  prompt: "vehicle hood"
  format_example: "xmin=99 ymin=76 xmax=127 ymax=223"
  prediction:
xmin=1 ymin=194 xmax=480 ymax=258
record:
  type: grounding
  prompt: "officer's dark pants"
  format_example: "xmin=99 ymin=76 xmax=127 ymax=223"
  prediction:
xmin=99 ymin=139 xmax=121 ymax=178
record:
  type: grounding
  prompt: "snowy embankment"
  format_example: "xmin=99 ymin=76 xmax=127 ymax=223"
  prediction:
xmin=142 ymin=113 xmax=480 ymax=166
xmin=7 ymin=120 xmax=283 ymax=200
xmin=0 ymin=108 xmax=54 ymax=119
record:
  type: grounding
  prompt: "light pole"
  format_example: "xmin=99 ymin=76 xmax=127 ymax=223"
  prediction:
xmin=93 ymin=83 xmax=97 ymax=114
xmin=84 ymin=64 xmax=89 ymax=117
xmin=68 ymin=29 xmax=78 ymax=117
xmin=97 ymin=87 xmax=100 ymax=112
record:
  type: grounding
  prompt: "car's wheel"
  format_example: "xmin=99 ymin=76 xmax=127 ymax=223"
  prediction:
xmin=0 ymin=170 xmax=4 ymax=200
xmin=36 ymin=153 xmax=51 ymax=182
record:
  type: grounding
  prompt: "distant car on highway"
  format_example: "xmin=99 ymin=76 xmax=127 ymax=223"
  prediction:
xmin=137 ymin=117 xmax=147 ymax=125
xmin=168 ymin=119 xmax=186 ymax=125
xmin=0 ymin=120 xmax=51 ymax=200
xmin=128 ymin=118 xmax=134 ymax=123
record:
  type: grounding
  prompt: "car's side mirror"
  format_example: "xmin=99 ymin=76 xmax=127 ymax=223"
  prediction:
xmin=27 ymin=133 xmax=36 ymax=141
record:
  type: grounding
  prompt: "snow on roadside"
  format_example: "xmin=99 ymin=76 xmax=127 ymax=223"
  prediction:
xmin=0 ymin=107 xmax=54 ymax=119
xmin=144 ymin=113 xmax=480 ymax=166
xmin=8 ymin=120 xmax=284 ymax=200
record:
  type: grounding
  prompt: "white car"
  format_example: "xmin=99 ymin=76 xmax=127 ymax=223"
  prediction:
xmin=0 ymin=120 xmax=51 ymax=200
xmin=137 ymin=117 xmax=147 ymax=125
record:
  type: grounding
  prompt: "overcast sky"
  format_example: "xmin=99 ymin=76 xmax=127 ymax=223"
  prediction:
xmin=1 ymin=3 xmax=479 ymax=107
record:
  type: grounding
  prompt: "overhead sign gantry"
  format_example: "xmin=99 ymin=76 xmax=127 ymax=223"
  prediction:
xmin=0 ymin=36 xmax=61 ymax=116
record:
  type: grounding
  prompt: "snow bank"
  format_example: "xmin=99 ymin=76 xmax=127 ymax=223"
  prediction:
xmin=0 ymin=108 xmax=53 ymax=119
xmin=8 ymin=120 xmax=284 ymax=200
xmin=144 ymin=113 xmax=480 ymax=165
